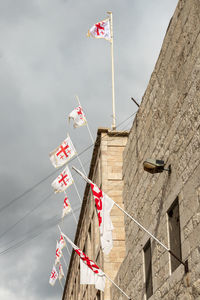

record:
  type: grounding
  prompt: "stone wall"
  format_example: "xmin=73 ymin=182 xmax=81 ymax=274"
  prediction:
xmin=62 ymin=129 xmax=128 ymax=300
xmin=111 ymin=0 xmax=200 ymax=299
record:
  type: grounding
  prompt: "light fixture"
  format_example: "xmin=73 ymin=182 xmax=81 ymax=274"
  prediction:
xmin=143 ymin=159 xmax=171 ymax=174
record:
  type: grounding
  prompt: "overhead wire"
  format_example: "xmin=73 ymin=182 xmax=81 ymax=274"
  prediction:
xmin=0 ymin=204 xmax=81 ymax=257
xmin=0 ymin=111 xmax=137 ymax=256
xmin=0 ymin=111 xmax=137 ymax=215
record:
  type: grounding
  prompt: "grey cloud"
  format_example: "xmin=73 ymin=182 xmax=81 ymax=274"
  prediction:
xmin=0 ymin=0 xmax=178 ymax=299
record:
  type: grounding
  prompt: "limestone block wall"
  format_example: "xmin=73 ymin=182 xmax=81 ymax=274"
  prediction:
xmin=62 ymin=129 xmax=128 ymax=300
xmin=111 ymin=0 xmax=200 ymax=299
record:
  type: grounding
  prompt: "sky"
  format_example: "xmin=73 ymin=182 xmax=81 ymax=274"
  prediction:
xmin=0 ymin=0 xmax=178 ymax=299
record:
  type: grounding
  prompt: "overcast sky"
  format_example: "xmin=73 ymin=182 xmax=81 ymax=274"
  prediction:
xmin=0 ymin=1 xmax=178 ymax=299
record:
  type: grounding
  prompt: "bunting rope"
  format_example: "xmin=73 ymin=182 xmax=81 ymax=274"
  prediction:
xmin=0 ymin=111 xmax=136 ymax=215
xmin=0 ymin=205 xmax=81 ymax=256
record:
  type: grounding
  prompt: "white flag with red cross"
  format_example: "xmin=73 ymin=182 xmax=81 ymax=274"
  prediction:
xmin=55 ymin=241 xmax=63 ymax=265
xmin=87 ymin=18 xmax=111 ymax=41
xmin=51 ymin=165 xmax=73 ymax=193
xmin=90 ymin=182 xmax=114 ymax=255
xmin=59 ymin=263 xmax=65 ymax=281
xmin=49 ymin=135 xmax=76 ymax=168
xmin=68 ymin=106 xmax=87 ymax=128
xmin=59 ymin=234 xmax=66 ymax=250
xmin=62 ymin=196 xmax=71 ymax=219
xmin=61 ymin=232 xmax=106 ymax=291
xmin=49 ymin=265 xmax=58 ymax=286
xmin=72 ymin=167 xmax=114 ymax=255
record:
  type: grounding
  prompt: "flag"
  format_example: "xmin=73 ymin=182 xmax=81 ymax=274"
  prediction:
xmin=68 ymin=106 xmax=87 ymax=128
xmin=49 ymin=265 xmax=58 ymax=286
xmin=87 ymin=18 xmax=111 ymax=41
xmin=62 ymin=196 xmax=71 ymax=219
xmin=51 ymin=165 xmax=73 ymax=193
xmin=59 ymin=234 xmax=66 ymax=250
xmin=80 ymin=260 xmax=106 ymax=291
xmin=59 ymin=263 xmax=65 ymax=281
xmin=62 ymin=232 xmax=106 ymax=291
xmin=55 ymin=241 xmax=62 ymax=265
xmin=90 ymin=183 xmax=114 ymax=255
xmin=72 ymin=167 xmax=114 ymax=255
xmin=49 ymin=135 xmax=76 ymax=168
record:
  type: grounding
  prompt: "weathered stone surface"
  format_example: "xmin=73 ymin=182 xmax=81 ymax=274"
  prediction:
xmin=62 ymin=129 xmax=128 ymax=300
xmin=112 ymin=0 xmax=200 ymax=299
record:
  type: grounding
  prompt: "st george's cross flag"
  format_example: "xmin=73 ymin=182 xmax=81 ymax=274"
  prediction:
xmin=87 ymin=18 xmax=111 ymax=41
xmin=68 ymin=106 xmax=87 ymax=128
xmin=49 ymin=135 xmax=76 ymax=168
xmin=72 ymin=167 xmax=114 ymax=255
xmin=55 ymin=241 xmax=62 ymax=265
xmin=59 ymin=234 xmax=66 ymax=250
xmin=90 ymin=183 xmax=114 ymax=255
xmin=58 ymin=263 xmax=65 ymax=281
xmin=51 ymin=165 xmax=73 ymax=193
xmin=49 ymin=265 xmax=58 ymax=286
xmin=62 ymin=196 xmax=71 ymax=219
xmin=61 ymin=232 xmax=106 ymax=291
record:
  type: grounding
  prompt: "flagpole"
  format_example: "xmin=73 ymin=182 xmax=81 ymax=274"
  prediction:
xmin=59 ymin=229 xmax=131 ymax=300
xmin=64 ymin=191 xmax=78 ymax=224
xmin=73 ymin=180 xmax=82 ymax=204
xmin=75 ymin=95 xmax=95 ymax=144
xmin=62 ymin=254 xmax=68 ymax=267
xmin=72 ymin=166 xmax=188 ymax=272
xmin=59 ymin=280 xmax=64 ymax=290
xmin=107 ymin=12 xmax=116 ymax=130
xmin=105 ymin=274 xmax=131 ymax=299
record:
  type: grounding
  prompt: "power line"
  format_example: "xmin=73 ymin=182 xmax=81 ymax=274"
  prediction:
xmin=0 ymin=205 xmax=81 ymax=257
xmin=0 ymin=111 xmax=136 ymax=215
xmin=0 ymin=111 xmax=136 ymax=248
xmin=0 ymin=191 xmax=54 ymax=242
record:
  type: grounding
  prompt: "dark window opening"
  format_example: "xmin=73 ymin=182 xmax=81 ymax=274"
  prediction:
xmin=143 ymin=239 xmax=153 ymax=299
xmin=168 ymin=197 xmax=182 ymax=273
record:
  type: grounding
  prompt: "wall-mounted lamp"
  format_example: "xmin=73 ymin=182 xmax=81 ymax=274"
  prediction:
xmin=143 ymin=159 xmax=171 ymax=174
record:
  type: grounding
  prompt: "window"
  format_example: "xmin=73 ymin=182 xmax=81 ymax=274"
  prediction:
xmin=143 ymin=239 xmax=153 ymax=299
xmin=168 ymin=197 xmax=182 ymax=273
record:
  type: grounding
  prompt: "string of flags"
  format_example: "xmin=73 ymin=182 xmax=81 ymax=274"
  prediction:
xmin=46 ymin=11 xmax=187 ymax=300
xmin=48 ymin=13 xmax=132 ymax=299
xmin=48 ymin=104 xmax=88 ymax=288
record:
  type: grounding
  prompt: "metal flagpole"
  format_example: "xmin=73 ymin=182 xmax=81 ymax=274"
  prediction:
xmin=59 ymin=229 xmax=131 ymax=299
xmin=64 ymin=191 xmax=78 ymax=224
xmin=75 ymin=95 xmax=94 ymax=144
xmin=59 ymin=280 xmax=64 ymax=290
xmin=65 ymin=243 xmax=71 ymax=256
xmin=76 ymin=153 xmax=87 ymax=177
xmin=107 ymin=12 xmax=116 ymax=130
xmin=72 ymin=166 xmax=188 ymax=272
xmin=62 ymin=254 xmax=68 ymax=267
xmin=73 ymin=180 xmax=82 ymax=204
xmin=105 ymin=274 xmax=131 ymax=299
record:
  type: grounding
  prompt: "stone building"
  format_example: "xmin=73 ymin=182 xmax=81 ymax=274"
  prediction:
xmin=63 ymin=0 xmax=200 ymax=299
xmin=62 ymin=128 xmax=128 ymax=300
xmin=112 ymin=0 xmax=200 ymax=299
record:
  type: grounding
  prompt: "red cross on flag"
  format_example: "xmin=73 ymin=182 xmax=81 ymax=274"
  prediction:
xmin=62 ymin=196 xmax=71 ymax=219
xmin=49 ymin=265 xmax=58 ymax=286
xmin=55 ymin=241 xmax=62 ymax=265
xmin=59 ymin=263 xmax=65 ymax=281
xmin=90 ymin=183 xmax=114 ymax=255
xmin=49 ymin=135 xmax=76 ymax=168
xmin=51 ymin=165 xmax=73 ymax=193
xmin=68 ymin=106 xmax=87 ymax=128
xmin=72 ymin=167 xmax=114 ymax=255
xmin=87 ymin=18 xmax=111 ymax=41
xmin=59 ymin=234 xmax=66 ymax=250
xmin=61 ymin=232 xmax=106 ymax=291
